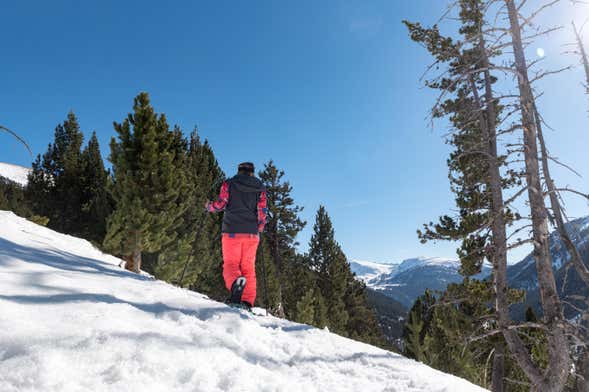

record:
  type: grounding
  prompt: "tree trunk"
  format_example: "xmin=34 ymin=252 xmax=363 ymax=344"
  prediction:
xmin=491 ymin=343 xmax=505 ymax=392
xmin=468 ymin=32 xmax=544 ymax=389
xmin=271 ymin=228 xmax=285 ymax=318
xmin=132 ymin=247 xmax=142 ymax=274
xmin=534 ymin=104 xmax=589 ymax=287
xmin=573 ymin=21 xmax=589 ymax=95
xmin=504 ymin=1 xmax=571 ymax=390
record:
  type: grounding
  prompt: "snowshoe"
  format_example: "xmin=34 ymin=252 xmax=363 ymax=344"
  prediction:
xmin=229 ymin=276 xmax=247 ymax=304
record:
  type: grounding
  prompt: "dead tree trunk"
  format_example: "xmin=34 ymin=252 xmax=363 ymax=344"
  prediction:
xmin=504 ymin=1 xmax=571 ymax=390
xmin=573 ymin=21 xmax=589 ymax=95
xmin=534 ymin=106 xmax=589 ymax=286
xmin=491 ymin=343 xmax=505 ymax=392
xmin=468 ymin=29 xmax=542 ymax=391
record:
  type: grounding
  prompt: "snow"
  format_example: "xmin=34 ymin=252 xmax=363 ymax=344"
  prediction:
xmin=578 ymin=216 xmax=589 ymax=233
xmin=0 ymin=211 xmax=486 ymax=392
xmin=395 ymin=257 xmax=459 ymax=274
xmin=0 ymin=162 xmax=31 ymax=186
xmin=350 ymin=257 xmax=459 ymax=286
xmin=349 ymin=259 xmax=397 ymax=283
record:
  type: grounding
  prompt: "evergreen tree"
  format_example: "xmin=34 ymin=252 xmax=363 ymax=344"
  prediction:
xmin=26 ymin=154 xmax=52 ymax=220
xmin=403 ymin=291 xmax=436 ymax=362
xmin=187 ymin=136 xmax=227 ymax=300
xmin=258 ymin=160 xmax=306 ymax=316
xmin=0 ymin=177 xmax=36 ymax=220
xmin=254 ymin=236 xmax=282 ymax=310
xmin=148 ymin=127 xmax=195 ymax=281
xmin=295 ymin=287 xmax=328 ymax=328
xmin=50 ymin=112 xmax=85 ymax=234
xmin=308 ymin=206 xmax=349 ymax=334
xmin=404 ymin=2 xmax=520 ymax=390
xmin=103 ymin=92 xmax=190 ymax=273
xmin=344 ymin=277 xmax=385 ymax=346
xmin=25 ymin=112 xmax=107 ymax=238
xmin=79 ymin=132 xmax=111 ymax=244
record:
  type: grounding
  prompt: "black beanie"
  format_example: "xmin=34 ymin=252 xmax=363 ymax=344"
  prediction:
xmin=238 ymin=162 xmax=255 ymax=173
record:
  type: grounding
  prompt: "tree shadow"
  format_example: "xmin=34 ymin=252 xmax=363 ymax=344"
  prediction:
xmin=0 ymin=292 xmax=246 ymax=322
xmin=0 ymin=237 xmax=149 ymax=282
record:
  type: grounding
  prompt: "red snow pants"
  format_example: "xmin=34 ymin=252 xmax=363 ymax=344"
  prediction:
xmin=221 ymin=233 xmax=259 ymax=305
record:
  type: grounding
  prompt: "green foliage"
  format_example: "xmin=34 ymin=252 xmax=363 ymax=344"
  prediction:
xmin=255 ymin=237 xmax=282 ymax=310
xmin=79 ymin=132 xmax=111 ymax=244
xmin=26 ymin=112 xmax=84 ymax=234
xmin=295 ymin=288 xmax=328 ymax=328
xmin=0 ymin=178 xmax=33 ymax=218
xmin=259 ymin=160 xmax=306 ymax=315
xmin=403 ymin=281 xmax=544 ymax=390
xmin=103 ymin=92 xmax=190 ymax=269
xmin=27 ymin=215 xmax=50 ymax=226
xmin=25 ymin=113 xmax=109 ymax=244
xmin=309 ymin=206 xmax=349 ymax=334
xmin=344 ymin=278 xmax=386 ymax=346
xmin=307 ymin=206 xmax=385 ymax=345
xmin=5 ymin=92 xmax=390 ymax=354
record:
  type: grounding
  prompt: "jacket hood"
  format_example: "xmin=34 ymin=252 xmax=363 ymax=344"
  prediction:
xmin=230 ymin=174 xmax=266 ymax=193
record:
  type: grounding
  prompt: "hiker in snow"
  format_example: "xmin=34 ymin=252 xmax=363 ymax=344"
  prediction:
xmin=206 ymin=162 xmax=267 ymax=310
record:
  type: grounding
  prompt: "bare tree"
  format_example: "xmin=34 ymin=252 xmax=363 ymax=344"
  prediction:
xmin=0 ymin=125 xmax=31 ymax=156
xmin=573 ymin=20 xmax=589 ymax=94
xmin=502 ymin=1 xmax=572 ymax=390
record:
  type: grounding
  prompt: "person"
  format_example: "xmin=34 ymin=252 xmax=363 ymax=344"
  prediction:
xmin=206 ymin=162 xmax=267 ymax=309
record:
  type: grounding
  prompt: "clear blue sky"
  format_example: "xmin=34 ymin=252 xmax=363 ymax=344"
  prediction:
xmin=1 ymin=1 xmax=588 ymax=263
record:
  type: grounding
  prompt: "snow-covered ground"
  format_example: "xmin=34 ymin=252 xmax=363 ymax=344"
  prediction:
xmin=0 ymin=162 xmax=31 ymax=186
xmin=0 ymin=211 xmax=486 ymax=392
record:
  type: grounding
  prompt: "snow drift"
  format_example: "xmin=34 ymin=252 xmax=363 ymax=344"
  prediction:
xmin=0 ymin=211 xmax=486 ymax=392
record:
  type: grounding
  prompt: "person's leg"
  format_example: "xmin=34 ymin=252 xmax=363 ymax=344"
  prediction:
xmin=222 ymin=234 xmax=242 ymax=293
xmin=240 ymin=235 xmax=259 ymax=306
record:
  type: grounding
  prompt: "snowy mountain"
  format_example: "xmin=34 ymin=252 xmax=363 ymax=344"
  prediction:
xmin=0 ymin=162 xmax=30 ymax=186
xmin=351 ymin=257 xmax=491 ymax=309
xmin=508 ymin=215 xmax=589 ymax=319
xmin=0 ymin=210 xmax=486 ymax=392
xmin=349 ymin=259 xmax=397 ymax=283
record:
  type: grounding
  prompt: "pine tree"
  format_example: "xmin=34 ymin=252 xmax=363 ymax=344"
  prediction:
xmin=26 ymin=154 xmax=52 ymax=220
xmin=187 ymin=136 xmax=227 ymax=300
xmin=146 ymin=127 xmax=195 ymax=281
xmin=254 ymin=237 xmax=282 ymax=310
xmin=103 ymin=92 xmax=190 ymax=273
xmin=404 ymin=2 xmax=522 ymax=390
xmin=344 ymin=277 xmax=385 ymax=346
xmin=51 ymin=112 xmax=85 ymax=234
xmin=308 ymin=206 xmax=349 ymax=334
xmin=79 ymin=132 xmax=110 ymax=244
xmin=0 ymin=177 xmax=34 ymax=218
xmin=25 ymin=112 xmax=90 ymax=236
xmin=403 ymin=291 xmax=436 ymax=362
xmin=295 ymin=287 xmax=328 ymax=328
xmin=258 ymin=160 xmax=306 ymax=316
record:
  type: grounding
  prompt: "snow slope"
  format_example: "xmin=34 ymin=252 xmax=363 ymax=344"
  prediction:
xmin=349 ymin=259 xmax=397 ymax=283
xmin=0 ymin=211 xmax=486 ymax=392
xmin=0 ymin=162 xmax=31 ymax=186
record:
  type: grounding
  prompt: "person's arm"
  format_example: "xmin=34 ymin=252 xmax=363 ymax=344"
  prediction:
xmin=257 ymin=190 xmax=268 ymax=232
xmin=206 ymin=181 xmax=229 ymax=212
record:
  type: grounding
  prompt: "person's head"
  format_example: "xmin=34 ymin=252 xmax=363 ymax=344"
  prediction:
xmin=237 ymin=162 xmax=255 ymax=176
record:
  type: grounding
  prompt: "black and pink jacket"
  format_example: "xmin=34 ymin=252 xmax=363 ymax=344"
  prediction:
xmin=207 ymin=174 xmax=267 ymax=234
